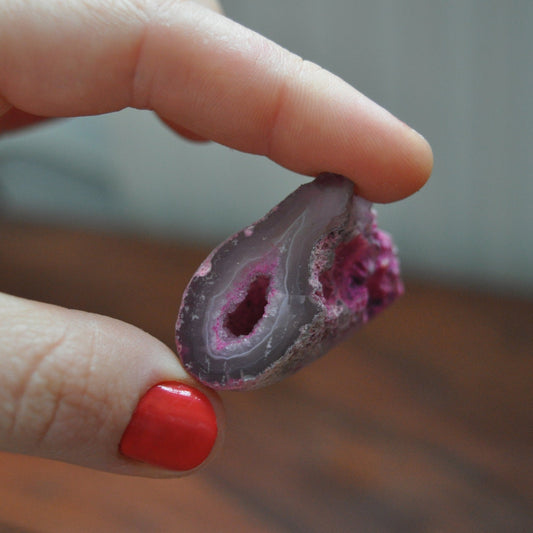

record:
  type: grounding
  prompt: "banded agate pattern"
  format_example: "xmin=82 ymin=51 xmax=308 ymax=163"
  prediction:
xmin=176 ymin=174 xmax=403 ymax=390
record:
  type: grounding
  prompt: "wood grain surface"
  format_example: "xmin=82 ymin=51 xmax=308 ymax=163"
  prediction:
xmin=0 ymin=218 xmax=531 ymax=533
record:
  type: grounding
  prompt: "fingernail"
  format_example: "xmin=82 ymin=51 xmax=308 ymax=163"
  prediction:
xmin=119 ymin=382 xmax=218 ymax=471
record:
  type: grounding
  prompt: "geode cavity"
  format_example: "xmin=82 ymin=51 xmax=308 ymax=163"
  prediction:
xmin=176 ymin=173 xmax=403 ymax=390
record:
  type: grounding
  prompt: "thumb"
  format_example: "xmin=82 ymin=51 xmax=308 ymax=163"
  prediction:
xmin=0 ymin=292 xmax=223 ymax=477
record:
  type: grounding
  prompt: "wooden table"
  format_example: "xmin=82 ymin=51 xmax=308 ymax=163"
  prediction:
xmin=0 ymin=218 xmax=531 ymax=533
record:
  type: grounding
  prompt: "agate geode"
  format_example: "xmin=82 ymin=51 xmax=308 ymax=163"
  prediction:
xmin=176 ymin=173 xmax=403 ymax=390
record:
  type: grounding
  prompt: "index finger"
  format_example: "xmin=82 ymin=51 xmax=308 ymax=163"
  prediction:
xmin=0 ymin=0 xmax=432 ymax=202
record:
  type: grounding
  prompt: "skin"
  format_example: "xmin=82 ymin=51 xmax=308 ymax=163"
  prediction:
xmin=0 ymin=0 xmax=433 ymax=477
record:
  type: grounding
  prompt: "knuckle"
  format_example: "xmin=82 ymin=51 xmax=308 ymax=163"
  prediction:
xmin=263 ymin=55 xmax=321 ymax=159
xmin=1 ymin=308 xmax=106 ymax=452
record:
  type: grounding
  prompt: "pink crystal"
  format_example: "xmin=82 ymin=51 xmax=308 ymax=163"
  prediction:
xmin=176 ymin=173 xmax=403 ymax=390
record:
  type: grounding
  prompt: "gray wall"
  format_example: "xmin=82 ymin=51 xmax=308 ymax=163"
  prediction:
xmin=1 ymin=1 xmax=532 ymax=293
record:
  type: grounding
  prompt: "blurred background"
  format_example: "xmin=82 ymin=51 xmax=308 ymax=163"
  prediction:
xmin=1 ymin=0 xmax=531 ymax=293
xmin=1 ymin=2 xmax=532 ymax=532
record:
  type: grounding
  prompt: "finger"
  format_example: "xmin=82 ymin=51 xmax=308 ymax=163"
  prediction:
xmin=0 ymin=104 xmax=210 ymax=142
xmin=0 ymin=94 xmax=11 ymax=116
xmin=0 ymin=0 xmax=223 ymax=137
xmin=0 ymin=0 xmax=432 ymax=202
xmin=194 ymin=0 xmax=223 ymax=13
xmin=0 ymin=106 xmax=209 ymax=143
xmin=0 ymin=107 xmax=52 ymax=133
xmin=0 ymin=292 xmax=224 ymax=477
xmin=160 ymin=117 xmax=210 ymax=142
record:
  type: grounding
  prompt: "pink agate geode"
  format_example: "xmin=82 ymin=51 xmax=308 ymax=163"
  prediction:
xmin=176 ymin=173 xmax=403 ymax=390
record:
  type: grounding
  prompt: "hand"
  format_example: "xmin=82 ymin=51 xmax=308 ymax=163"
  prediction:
xmin=0 ymin=0 xmax=433 ymax=477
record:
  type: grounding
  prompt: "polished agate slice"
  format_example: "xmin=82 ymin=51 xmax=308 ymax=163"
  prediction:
xmin=176 ymin=173 xmax=403 ymax=390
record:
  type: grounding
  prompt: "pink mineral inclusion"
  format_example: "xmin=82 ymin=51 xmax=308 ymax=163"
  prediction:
xmin=319 ymin=230 xmax=402 ymax=320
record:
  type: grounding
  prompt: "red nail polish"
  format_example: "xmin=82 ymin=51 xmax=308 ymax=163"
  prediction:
xmin=119 ymin=382 xmax=217 ymax=471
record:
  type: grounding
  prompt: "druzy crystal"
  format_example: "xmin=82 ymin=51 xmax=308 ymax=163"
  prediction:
xmin=176 ymin=173 xmax=403 ymax=390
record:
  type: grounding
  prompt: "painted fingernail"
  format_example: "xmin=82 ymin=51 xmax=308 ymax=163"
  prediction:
xmin=119 ymin=382 xmax=218 ymax=471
